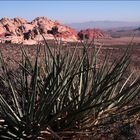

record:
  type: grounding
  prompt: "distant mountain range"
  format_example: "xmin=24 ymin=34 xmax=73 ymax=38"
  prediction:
xmin=67 ymin=21 xmax=140 ymax=30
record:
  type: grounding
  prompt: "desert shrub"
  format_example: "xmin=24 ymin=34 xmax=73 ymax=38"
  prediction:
xmin=0 ymin=40 xmax=139 ymax=139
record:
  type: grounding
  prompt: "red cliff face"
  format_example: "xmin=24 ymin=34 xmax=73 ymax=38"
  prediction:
xmin=78 ymin=28 xmax=105 ymax=40
xmin=0 ymin=17 xmax=78 ymax=44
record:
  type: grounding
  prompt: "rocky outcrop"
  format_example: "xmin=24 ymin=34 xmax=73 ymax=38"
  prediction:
xmin=0 ymin=17 xmax=78 ymax=44
xmin=0 ymin=17 xmax=106 ymax=45
xmin=78 ymin=29 xmax=104 ymax=40
xmin=0 ymin=26 xmax=5 ymax=37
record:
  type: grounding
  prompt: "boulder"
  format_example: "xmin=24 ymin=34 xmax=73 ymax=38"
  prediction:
xmin=78 ymin=28 xmax=104 ymax=40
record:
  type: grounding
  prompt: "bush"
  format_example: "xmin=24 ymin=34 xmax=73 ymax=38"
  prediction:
xmin=0 ymin=40 xmax=140 ymax=139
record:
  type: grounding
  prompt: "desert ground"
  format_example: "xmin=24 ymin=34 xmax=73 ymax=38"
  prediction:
xmin=0 ymin=36 xmax=140 ymax=69
xmin=98 ymin=36 xmax=140 ymax=46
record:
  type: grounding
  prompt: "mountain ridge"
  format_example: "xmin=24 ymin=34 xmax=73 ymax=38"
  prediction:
xmin=67 ymin=21 xmax=140 ymax=30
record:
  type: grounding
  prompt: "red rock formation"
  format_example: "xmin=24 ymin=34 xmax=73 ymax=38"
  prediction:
xmin=78 ymin=28 xmax=104 ymax=40
xmin=0 ymin=17 xmax=78 ymax=44
xmin=0 ymin=26 xmax=5 ymax=37
xmin=13 ymin=17 xmax=27 ymax=26
xmin=0 ymin=17 xmax=106 ymax=44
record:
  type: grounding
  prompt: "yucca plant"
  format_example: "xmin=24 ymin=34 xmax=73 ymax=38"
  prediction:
xmin=0 ymin=39 xmax=139 ymax=140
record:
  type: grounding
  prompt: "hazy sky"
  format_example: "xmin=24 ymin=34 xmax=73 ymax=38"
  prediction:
xmin=0 ymin=1 xmax=140 ymax=23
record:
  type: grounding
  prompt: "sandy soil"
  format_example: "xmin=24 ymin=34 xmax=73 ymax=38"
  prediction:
xmin=97 ymin=37 xmax=140 ymax=46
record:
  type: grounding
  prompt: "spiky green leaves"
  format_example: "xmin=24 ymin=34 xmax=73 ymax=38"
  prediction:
xmin=0 ymin=41 xmax=139 ymax=139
